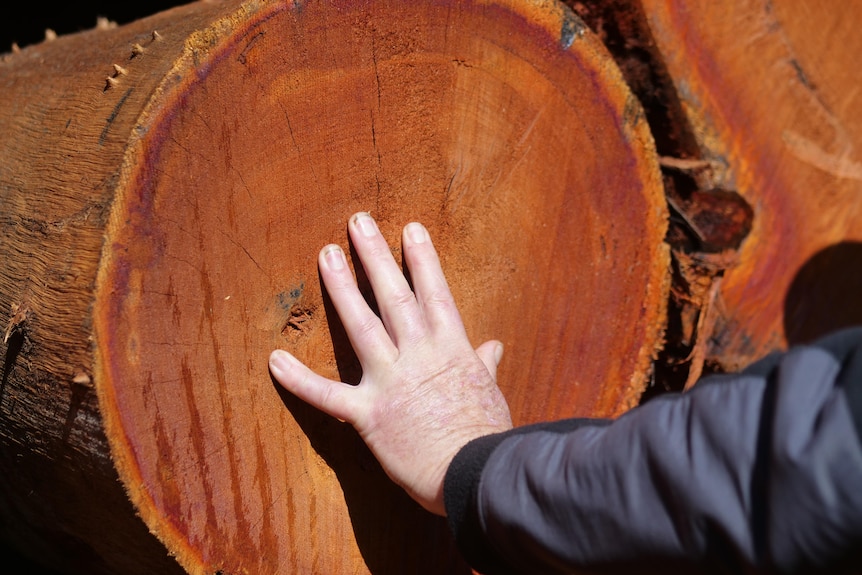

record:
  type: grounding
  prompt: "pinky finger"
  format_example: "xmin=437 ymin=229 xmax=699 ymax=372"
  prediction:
xmin=475 ymin=340 xmax=504 ymax=381
xmin=269 ymin=350 xmax=360 ymax=423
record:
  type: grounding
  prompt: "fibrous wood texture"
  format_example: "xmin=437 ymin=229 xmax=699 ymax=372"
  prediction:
xmin=0 ymin=0 xmax=669 ymax=573
xmin=638 ymin=0 xmax=862 ymax=370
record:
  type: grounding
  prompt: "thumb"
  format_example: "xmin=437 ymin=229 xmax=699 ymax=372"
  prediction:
xmin=269 ymin=349 xmax=358 ymax=423
xmin=475 ymin=340 xmax=504 ymax=380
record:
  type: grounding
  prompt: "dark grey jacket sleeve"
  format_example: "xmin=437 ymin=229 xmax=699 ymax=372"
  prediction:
xmin=444 ymin=327 xmax=862 ymax=574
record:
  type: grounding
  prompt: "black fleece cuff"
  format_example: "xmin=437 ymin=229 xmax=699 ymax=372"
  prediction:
xmin=444 ymin=430 xmax=513 ymax=575
xmin=444 ymin=418 xmax=611 ymax=574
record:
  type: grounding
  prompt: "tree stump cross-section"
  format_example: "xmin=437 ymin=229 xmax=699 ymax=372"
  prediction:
xmin=0 ymin=1 xmax=669 ymax=573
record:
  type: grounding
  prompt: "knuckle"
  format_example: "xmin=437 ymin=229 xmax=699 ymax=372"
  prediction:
xmin=318 ymin=383 xmax=336 ymax=410
xmin=354 ymin=314 xmax=383 ymax=339
xmin=388 ymin=287 xmax=417 ymax=310
xmin=325 ymin=272 xmax=357 ymax=294
xmin=423 ymin=287 xmax=455 ymax=309
xmin=367 ymin=242 xmax=394 ymax=262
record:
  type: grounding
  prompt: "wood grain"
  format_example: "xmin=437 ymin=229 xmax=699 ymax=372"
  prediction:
xmin=640 ymin=0 xmax=862 ymax=369
xmin=1 ymin=1 xmax=669 ymax=572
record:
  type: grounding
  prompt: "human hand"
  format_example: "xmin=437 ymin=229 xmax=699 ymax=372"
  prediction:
xmin=269 ymin=212 xmax=513 ymax=515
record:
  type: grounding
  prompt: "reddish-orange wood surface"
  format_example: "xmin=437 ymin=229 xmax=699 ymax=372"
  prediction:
xmin=642 ymin=0 xmax=862 ymax=369
xmin=92 ymin=1 xmax=668 ymax=572
xmin=0 ymin=0 xmax=669 ymax=572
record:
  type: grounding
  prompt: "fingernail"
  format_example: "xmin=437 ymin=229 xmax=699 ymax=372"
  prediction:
xmin=269 ymin=350 xmax=294 ymax=375
xmin=494 ymin=343 xmax=504 ymax=365
xmin=322 ymin=245 xmax=345 ymax=271
xmin=353 ymin=212 xmax=377 ymax=237
xmin=406 ymin=222 xmax=427 ymax=244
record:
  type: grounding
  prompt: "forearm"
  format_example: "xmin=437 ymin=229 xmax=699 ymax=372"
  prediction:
xmin=445 ymin=328 xmax=862 ymax=574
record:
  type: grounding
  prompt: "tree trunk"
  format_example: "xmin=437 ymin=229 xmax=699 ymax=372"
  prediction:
xmin=0 ymin=0 xmax=669 ymax=573
xmin=637 ymin=0 xmax=862 ymax=371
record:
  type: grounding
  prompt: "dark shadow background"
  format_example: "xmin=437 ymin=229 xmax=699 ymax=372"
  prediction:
xmin=1 ymin=2 xmax=189 ymax=51
xmin=784 ymin=241 xmax=862 ymax=345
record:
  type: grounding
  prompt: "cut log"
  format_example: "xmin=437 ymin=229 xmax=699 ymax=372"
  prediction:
xmin=638 ymin=0 xmax=862 ymax=369
xmin=0 ymin=0 xmax=669 ymax=573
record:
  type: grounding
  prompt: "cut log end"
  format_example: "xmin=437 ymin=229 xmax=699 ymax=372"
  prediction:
xmin=91 ymin=2 xmax=668 ymax=573
xmin=2 ymin=1 xmax=670 ymax=573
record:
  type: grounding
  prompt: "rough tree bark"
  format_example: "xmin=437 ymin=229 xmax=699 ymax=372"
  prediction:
xmin=0 ymin=1 xmax=669 ymax=573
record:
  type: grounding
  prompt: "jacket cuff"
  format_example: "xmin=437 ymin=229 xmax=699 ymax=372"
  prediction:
xmin=443 ymin=418 xmax=610 ymax=574
xmin=444 ymin=430 xmax=512 ymax=574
